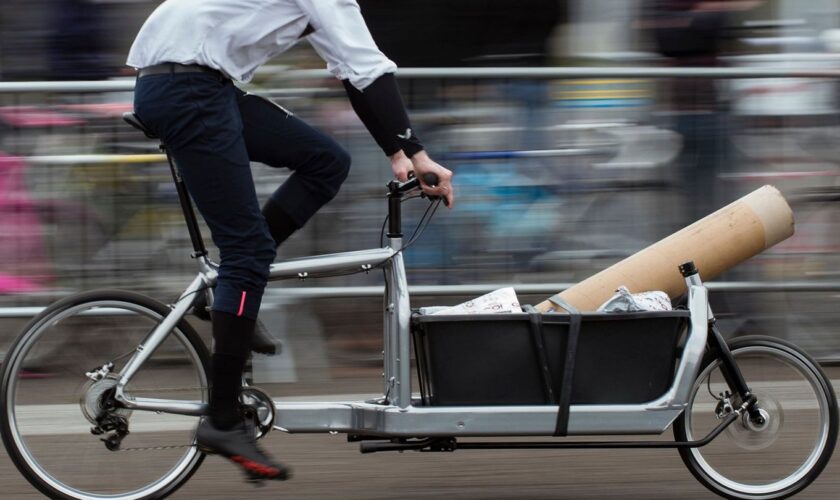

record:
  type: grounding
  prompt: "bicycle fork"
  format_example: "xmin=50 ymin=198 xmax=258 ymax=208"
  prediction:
xmin=705 ymin=320 xmax=767 ymax=425
xmin=682 ymin=261 xmax=764 ymax=427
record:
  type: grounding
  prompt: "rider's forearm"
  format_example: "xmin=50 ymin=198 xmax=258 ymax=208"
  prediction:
xmin=342 ymin=73 xmax=424 ymax=158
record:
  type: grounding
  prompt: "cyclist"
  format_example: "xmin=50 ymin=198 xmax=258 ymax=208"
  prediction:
xmin=127 ymin=0 xmax=455 ymax=482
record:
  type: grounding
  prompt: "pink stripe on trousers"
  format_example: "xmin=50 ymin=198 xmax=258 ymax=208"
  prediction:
xmin=237 ymin=291 xmax=247 ymax=317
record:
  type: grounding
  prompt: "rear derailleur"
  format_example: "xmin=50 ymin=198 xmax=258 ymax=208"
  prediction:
xmin=90 ymin=413 xmax=130 ymax=451
xmin=82 ymin=363 xmax=132 ymax=451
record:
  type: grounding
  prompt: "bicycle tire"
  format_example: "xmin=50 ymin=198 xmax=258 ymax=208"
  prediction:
xmin=0 ymin=290 xmax=211 ymax=500
xmin=674 ymin=335 xmax=838 ymax=499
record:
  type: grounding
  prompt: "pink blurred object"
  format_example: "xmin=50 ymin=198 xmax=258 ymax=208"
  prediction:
xmin=55 ymin=102 xmax=134 ymax=119
xmin=0 ymin=106 xmax=84 ymax=128
xmin=0 ymin=274 xmax=42 ymax=293
xmin=0 ymin=153 xmax=53 ymax=293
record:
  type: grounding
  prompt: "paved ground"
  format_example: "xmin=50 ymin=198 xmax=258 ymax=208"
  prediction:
xmin=2 ymin=367 xmax=838 ymax=499
xmin=2 ymin=430 xmax=838 ymax=499
xmin=1 ymin=307 xmax=838 ymax=499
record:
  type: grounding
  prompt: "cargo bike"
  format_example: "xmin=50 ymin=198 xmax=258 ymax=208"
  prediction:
xmin=0 ymin=113 xmax=836 ymax=499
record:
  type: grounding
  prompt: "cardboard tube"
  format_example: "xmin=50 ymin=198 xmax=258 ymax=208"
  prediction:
xmin=535 ymin=185 xmax=794 ymax=313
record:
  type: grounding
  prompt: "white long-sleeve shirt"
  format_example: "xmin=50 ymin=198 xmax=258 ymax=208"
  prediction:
xmin=126 ymin=0 xmax=397 ymax=90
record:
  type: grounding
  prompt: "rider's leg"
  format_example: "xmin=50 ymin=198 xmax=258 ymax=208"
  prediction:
xmin=134 ymin=71 xmax=287 ymax=480
xmin=190 ymin=199 xmax=298 ymax=323
xmin=261 ymin=197 xmax=300 ymax=248
xmin=221 ymin=90 xmax=350 ymax=359
xmin=189 ymin=92 xmax=348 ymax=355
xmin=209 ymin=312 xmax=255 ymax=429
xmin=235 ymin=89 xmax=351 ymax=239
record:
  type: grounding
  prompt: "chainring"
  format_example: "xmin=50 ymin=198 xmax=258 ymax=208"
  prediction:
xmin=240 ymin=386 xmax=275 ymax=440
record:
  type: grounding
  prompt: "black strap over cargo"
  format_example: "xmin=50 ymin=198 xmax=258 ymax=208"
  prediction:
xmin=547 ymin=298 xmax=581 ymax=437
xmin=524 ymin=305 xmax=557 ymax=405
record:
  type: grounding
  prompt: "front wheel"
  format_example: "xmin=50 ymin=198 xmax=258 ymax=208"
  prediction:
xmin=675 ymin=336 xmax=838 ymax=499
xmin=0 ymin=290 xmax=211 ymax=499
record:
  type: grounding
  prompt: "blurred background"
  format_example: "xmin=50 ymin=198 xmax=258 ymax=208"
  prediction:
xmin=2 ymin=0 xmax=840 ymax=387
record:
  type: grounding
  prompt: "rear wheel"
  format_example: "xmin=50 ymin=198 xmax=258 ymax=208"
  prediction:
xmin=675 ymin=336 xmax=837 ymax=499
xmin=0 ymin=290 xmax=210 ymax=499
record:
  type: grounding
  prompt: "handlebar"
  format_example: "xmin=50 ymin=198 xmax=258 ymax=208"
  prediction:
xmin=390 ymin=172 xmax=439 ymax=196
xmin=386 ymin=173 xmax=441 ymax=239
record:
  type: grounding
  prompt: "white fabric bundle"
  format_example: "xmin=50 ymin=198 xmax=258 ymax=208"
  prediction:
xmin=431 ymin=287 xmax=522 ymax=315
xmin=597 ymin=286 xmax=672 ymax=313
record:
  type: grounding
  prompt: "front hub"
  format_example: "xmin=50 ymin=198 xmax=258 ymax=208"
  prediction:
xmin=726 ymin=395 xmax=783 ymax=451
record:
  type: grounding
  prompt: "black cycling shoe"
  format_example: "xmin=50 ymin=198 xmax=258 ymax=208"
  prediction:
xmin=192 ymin=294 xmax=280 ymax=356
xmin=196 ymin=418 xmax=291 ymax=482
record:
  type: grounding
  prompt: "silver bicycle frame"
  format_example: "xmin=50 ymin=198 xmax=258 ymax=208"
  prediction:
xmin=113 ymin=245 xmax=401 ymax=413
xmin=114 ymin=234 xmax=710 ymax=437
xmin=273 ymin=283 xmax=708 ymax=437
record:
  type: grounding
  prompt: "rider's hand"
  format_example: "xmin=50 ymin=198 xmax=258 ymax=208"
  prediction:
xmin=388 ymin=150 xmax=413 ymax=182
xmin=409 ymin=150 xmax=455 ymax=208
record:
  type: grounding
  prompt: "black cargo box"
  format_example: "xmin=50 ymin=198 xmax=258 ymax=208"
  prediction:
xmin=411 ymin=310 xmax=689 ymax=406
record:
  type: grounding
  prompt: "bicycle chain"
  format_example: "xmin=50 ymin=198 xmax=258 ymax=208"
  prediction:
xmin=106 ymin=386 xmax=201 ymax=453
xmin=117 ymin=444 xmax=196 ymax=452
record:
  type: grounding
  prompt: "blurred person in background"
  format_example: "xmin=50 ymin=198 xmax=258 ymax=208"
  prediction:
xmin=643 ymin=0 xmax=762 ymax=224
xmin=127 ymin=0 xmax=453 ymax=483
xmin=49 ymin=0 xmax=113 ymax=80
xmin=359 ymin=0 xmax=562 ymax=68
xmin=361 ymin=0 xmax=563 ymax=149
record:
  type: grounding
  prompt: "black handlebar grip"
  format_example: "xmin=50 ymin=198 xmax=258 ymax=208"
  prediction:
xmin=421 ymin=173 xmax=439 ymax=187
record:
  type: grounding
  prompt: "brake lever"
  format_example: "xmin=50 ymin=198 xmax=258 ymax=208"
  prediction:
xmin=418 ymin=172 xmax=448 ymax=206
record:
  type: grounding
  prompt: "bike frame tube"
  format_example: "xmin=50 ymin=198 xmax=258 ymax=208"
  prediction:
xmin=114 ymin=274 xmax=206 ymax=410
xmin=268 ymin=247 xmax=397 ymax=279
xmin=383 ymin=238 xmax=411 ymax=409
xmin=113 ymin=246 xmax=400 ymax=416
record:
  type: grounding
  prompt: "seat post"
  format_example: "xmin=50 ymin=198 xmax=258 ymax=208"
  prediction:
xmin=122 ymin=111 xmax=208 ymax=259
xmin=161 ymin=144 xmax=208 ymax=258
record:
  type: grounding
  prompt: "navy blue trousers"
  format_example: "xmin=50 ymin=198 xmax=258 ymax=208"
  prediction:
xmin=134 ymin=71 xmax=350 ymax=319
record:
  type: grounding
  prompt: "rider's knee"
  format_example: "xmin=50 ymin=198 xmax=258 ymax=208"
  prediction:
xmin=317 ymin=145 xmax=351 ymax=200
xmin=254 ymin=234 xmax=277 ymax=271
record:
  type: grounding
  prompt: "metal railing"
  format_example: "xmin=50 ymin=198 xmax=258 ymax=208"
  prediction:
xmin=1 ymin=66 xmax=839 ymax=361
xmin=1 ymin=281 xmax=839 ymax=316
xmin=0 ymin=281 xmax=840 ymax=312
xmin=5 ymin=66 xmax=840 ymax=94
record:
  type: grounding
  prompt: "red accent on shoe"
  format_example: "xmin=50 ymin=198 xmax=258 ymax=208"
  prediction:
xmin=230 ymin=455 xmax=282 ymax=478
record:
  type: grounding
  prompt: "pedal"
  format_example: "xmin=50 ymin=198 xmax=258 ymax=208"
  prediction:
xmin=245 ymin=475 xmax=266 ymax=487
xmin=196 ymin=444 xmax=217 ymax=455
